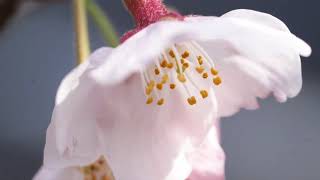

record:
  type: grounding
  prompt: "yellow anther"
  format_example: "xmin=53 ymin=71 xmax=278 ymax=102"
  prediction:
xmin=170 ymin=83 xmax=176 ymax=89
xmin=145 ymin=86 xmax=153 ymax=95
xmin=156 ymin=83 xmax=163 ymax=90
xmin=180 ymin=58 xmax=185 ymax=64
xmin=157 ymin=98 xmax=165 ymax=105
xmin=102 ymin=175 xmax=109 ymax=180
xmin=182 ymin=51 xmax=190 ymax=58
xmin=161 ymin=74 xmax=169 ymax=84
xmin=154 ymin=68 xmax=160 ymax=75
xmin=202 ymin=72 xmax=208 ymax=79
xmin=146 ymin=97 xmax=153 ymax=104
xmin=211 ymin=67 xmax=219 ymax=76
xmin=213 ymin=76 xmax=222 ymax=85
xmin=167 ymin=63 xmax=174 ymax=69
xmin=89 ymin=164 xmax=99 ymax=171
xmin=196 ymin=66 xmax=205 ymax=74
xmin=197 ymin=56 xmax=203 ymax=65
xmin=82 ymin=167 xmax=91 ymax=174
xmin=187 ymin=96 xmax=197 ymax=105
xmin=177 ymin=74 xmax=187 ymax=83
xmin=182 ymin=63 xmax=189 ymax=71
xmin=169 ymin=50 xmax=175 ymax=58
xmin=200 ymin=90 xmax=208 ymax=98
xmin=90 ymin=174 xmax=97 ymax=180
xmin=160 ymin=60 xmax=168 ymax=68
xmin=146 ymin=80 xmax=155 ymax=95
xmin=148 ymin=80 xmax=155 ymax=87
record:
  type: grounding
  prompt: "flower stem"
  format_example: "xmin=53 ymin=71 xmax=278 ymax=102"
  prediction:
xmin=73 ymin=0 xmax=91 ymax=65
xmin=86 ymin=0 xmax=119 ymax=47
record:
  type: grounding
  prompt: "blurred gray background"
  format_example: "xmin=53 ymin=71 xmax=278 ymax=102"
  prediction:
xmin=0 ymin=0 xmax=319 ymax=179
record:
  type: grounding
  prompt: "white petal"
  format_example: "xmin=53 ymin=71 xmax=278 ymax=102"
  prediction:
xmin=186 ymin=122 xmax=225 ymax=180
xmin=91 ymin=10 xmax=310 ymax=87
xmin=185 ymin=10 xmax=311 ymax=117
xmin=221 ymin=9 xmax=312 ymax=57
xmin=44 ymin=47 xmax=113 ymax=169
xmin=33 ymin=166 xmax=83 ymax=180
xmin=97 ymin=75 xmax=218 ymax=180
xmin=222 ymin=9 xmax=290 ymax=32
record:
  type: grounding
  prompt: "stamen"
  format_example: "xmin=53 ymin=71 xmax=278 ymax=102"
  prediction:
xmin=200 ymin=90 xmax=208 ymax=99
xmin=182 ymin=51 xmax=190 ymax=58
xmin=187 ymin=96 xmax=197 ymax=105
xmin=160 ymin=59 xmax=168 ymax=68
xmin=90 ymin=174 xmax=97 ymax=180
xmin=154 ymin=68 xmax=160 ymax=75
xmin=196 ymin=66 xmax=205 ymax=74
xmin=202 ymin=72 xmax=208 ymax=79
xmin=102 ymin=175 xmax=109 ymax=180
xmin=182 ymin=63 xmax=189 ymax=71
xmin=157 ymin=98 xmax=165 ymax=105
xmin=145 ymin=80 xmax=155 ymax=95
xmin=190 ymin=42 xmax=215 ymax=66
xmin=167 ymin=62 xmax=174 ymax=69
xmin=170 ymin=83 xmax=176 ymax=89
xmin=146 ymin=97 xmax=153 ymax=104
xmin=145 ymin=87 xmax=152 ymax=95
xmin=90 ymin=164 xmax=99 ymax=171
xmin=156 ymin=83 xmax=163 ymax=90
xmin=213 ymin=76 xmax=222 ymax=85
xmin=197 ymin=56 xmax=203 ymax=65
xmin=80 ymin=156 xmax=114 ymax=180
xmin=170 ymin=47 xmax=182 ymax=74
xmin=177 ymin=74 xmax=186 ymax=83
xmin=149 ymin=80 xmax=155 ymax=87
xmin=142 ymin=43 xmax=222 ymax=107
xmin=211 ymin=67 xmax=219 ymax=76
xmin=169 ymin=49 xmax=175 ymax=58
xmin=161 ymin=74 xmax=169 ymax=84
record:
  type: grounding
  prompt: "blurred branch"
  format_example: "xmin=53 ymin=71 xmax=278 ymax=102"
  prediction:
xmin=73 ymin=0 xmax=91 ymax=65
xmin=0 ymin=0 xmax=19 ymax=31
xmin=86 ymin=0 xmax=119 ymax=47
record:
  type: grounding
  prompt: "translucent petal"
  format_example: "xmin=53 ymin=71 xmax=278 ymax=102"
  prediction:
xmin=44 ymin=47 xmax=218 ymax=180
xmin=33 ymin=166 xmax=83 ymax=180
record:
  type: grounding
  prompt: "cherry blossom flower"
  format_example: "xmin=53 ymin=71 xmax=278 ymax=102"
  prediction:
xmin=35 ymin=0 xmax=311 ymax=180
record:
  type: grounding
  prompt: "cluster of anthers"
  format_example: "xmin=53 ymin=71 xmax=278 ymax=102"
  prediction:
xmin=80 ymin=156 xmax=114 ymax=180
xmin=142 ymin=42 xmax=222 ymax=106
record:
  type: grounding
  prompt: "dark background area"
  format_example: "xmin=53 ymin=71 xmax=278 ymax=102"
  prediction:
xmin=0 ymin=0 xmax=319 ymax=179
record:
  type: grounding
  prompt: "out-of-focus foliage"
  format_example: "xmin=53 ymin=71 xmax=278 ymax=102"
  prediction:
xmin=0 ymin=0 xmax=64 ymax=31
xmin=0 ymin=0 xmax=19 ymax=31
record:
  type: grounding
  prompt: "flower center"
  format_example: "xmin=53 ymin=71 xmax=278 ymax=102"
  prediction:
xmin=142 ymin=42 xmax=222 ymax=106
xmin=80 ymin=156 xmax=114 ymax=180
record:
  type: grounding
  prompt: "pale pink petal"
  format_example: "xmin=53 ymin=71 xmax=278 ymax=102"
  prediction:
xmin=94 ymin=74 xmax=218 ymax=180
xmin=221 ymin=9 xmax=290 ymax=32
xmin=185 ymin=10 xmax=311 ymax=117
xmin=91 ymin=10 xmax=310 ymax=88
xmin=186 ymin=122 xmax=225 ymax=180
xmin=44 ymin=47 xmax=113 ymax=169
xmin=33 ymin=166 xmax=83 ymax=180
xmin=45 ymin=45 xmax=218 ymax=180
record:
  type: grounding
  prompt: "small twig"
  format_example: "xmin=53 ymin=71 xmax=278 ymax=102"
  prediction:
xmin=73 ymin=0 xmax=91 ymax=65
